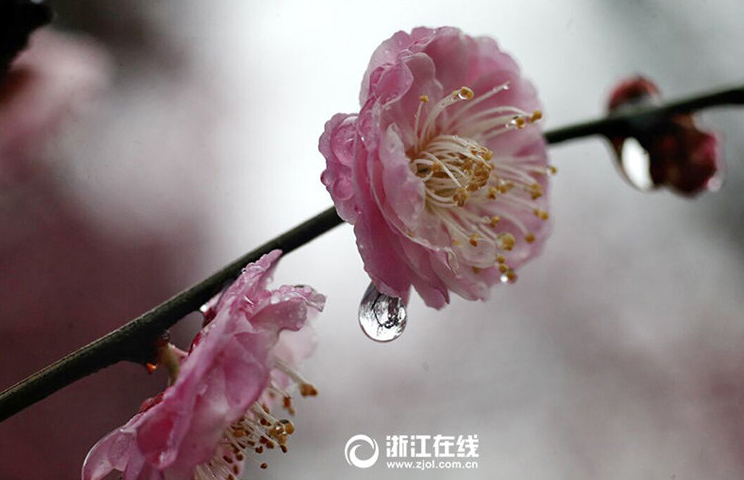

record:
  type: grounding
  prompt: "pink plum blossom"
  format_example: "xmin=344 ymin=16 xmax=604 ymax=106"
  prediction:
xmin=320 ymin=26 xmax=551 ymax=309
xmin=607 ymin=75 xmax=723 ymax=196
xmin=82 ymin=250 xmax=325 ymax=480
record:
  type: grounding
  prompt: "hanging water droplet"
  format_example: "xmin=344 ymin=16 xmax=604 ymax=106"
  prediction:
xmin=358 ymin=282 xmax=407 ymax=342
xmin=615 ymin=138 xmax=654 ymax=191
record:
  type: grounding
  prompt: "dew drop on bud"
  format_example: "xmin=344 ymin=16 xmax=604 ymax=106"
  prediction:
xmin=616 ymin=138 xmax=654 ymax=191
xmin=358 ymin=282 xmax=407 ymax=342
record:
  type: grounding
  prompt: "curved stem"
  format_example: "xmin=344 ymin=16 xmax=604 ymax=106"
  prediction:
xmin=0 ymin=83 xmax=742 ymax=423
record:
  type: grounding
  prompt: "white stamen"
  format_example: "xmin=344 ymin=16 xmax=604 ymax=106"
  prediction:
xmin=443 ymin=82 xmax=511 ymax=129
xmin=406 ymin=84 xmax=549 ymax=272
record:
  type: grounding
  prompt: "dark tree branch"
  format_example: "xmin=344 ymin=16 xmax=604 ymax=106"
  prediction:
xmin=0 ymin=83 xmax=742 ymax=423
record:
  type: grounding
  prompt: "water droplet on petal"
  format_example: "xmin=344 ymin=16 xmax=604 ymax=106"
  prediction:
xmin=358 ymin=282 xmax=407 ymax=342
xmin=616 ymin=138 xmax=654 ymax=191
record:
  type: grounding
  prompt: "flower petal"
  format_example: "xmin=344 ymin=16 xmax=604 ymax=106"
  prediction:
xmin=84 ymin=250 xmax=325 ymax=478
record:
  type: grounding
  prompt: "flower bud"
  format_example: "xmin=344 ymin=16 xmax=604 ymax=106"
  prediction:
xmin=607 ymin=76 xmax=723 ymax=196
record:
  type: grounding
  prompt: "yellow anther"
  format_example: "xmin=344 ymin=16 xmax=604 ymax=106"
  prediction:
xmin=530 ymin=110 xmax=543 ymax=122
xmin=280 ymin=419 xmax=295 ymax=435
xmin=487 ymin=187 xmax=498 ymax=199
xmin=299 ymin=383 xmax=318 ymax=397
xmin=420 ymin=95 xmax=429 ymax=102
xmin=453 ymin=188 xmax=470 ymax=206
xmin=269 ymin=423 xmax=286 ymax=438
xmin=547 ymin=165 xmax=558 ymax=175
xmin=490 ymin=215 xmax=500 ymax=227
xmin=525 ymin=233 xmax=536 ymax=243
xmin=533 ymin=209 xmax=549 ymax=220
xmin=529 ymin=183 xmax=543 ymax=199
xmin=457 ymin=86 xmax=474 ymax=100
xmin=496 ymin=254 xmax=506 ymax=264
xmin=498 ymin=264 xmax=509 ymax=273
xmin=498 ymin=233 xmax=515 ymax=251
xmin=469 ymin=233 xmax=479 ymax=247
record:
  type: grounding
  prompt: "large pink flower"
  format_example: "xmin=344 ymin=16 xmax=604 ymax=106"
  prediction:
xmin=82 ymin=250 xmax=325 ymax=480
xmin=320 ymin=27 xmax=551 ymax=309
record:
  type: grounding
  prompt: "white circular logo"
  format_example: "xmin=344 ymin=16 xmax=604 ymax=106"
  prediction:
xmin=344 ymin=434 xmax=379 ymax=468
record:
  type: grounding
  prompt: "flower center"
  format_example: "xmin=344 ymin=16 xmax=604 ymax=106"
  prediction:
xmin=408 ymin=85 xmax=551 ymax=273
xmin=411 ymin=133 xmax=495 ymax=208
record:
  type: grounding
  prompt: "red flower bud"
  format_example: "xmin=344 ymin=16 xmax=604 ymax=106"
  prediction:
xmin=607 ymin=76 xmax=723 ymax=196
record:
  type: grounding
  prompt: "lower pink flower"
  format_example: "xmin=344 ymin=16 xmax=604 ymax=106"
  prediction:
xmin=320 ymin=27 xmax=551 ymax=309
xmin=82 ymin=250 xmax=325 ymax=480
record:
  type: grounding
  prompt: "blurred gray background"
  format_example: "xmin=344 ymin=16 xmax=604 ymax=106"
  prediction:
xmin=10 ymin=0 xmax=744 ymax=478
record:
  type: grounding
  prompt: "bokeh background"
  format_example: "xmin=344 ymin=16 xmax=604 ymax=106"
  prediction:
xmin=1 ymin=0 xmax=744 ymax=478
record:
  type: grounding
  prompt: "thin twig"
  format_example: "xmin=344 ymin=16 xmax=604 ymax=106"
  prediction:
xmin=545 ymin=84 xmax=744 ymax=144
xmin=0 ymin=83 xmax=742 ymax=423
